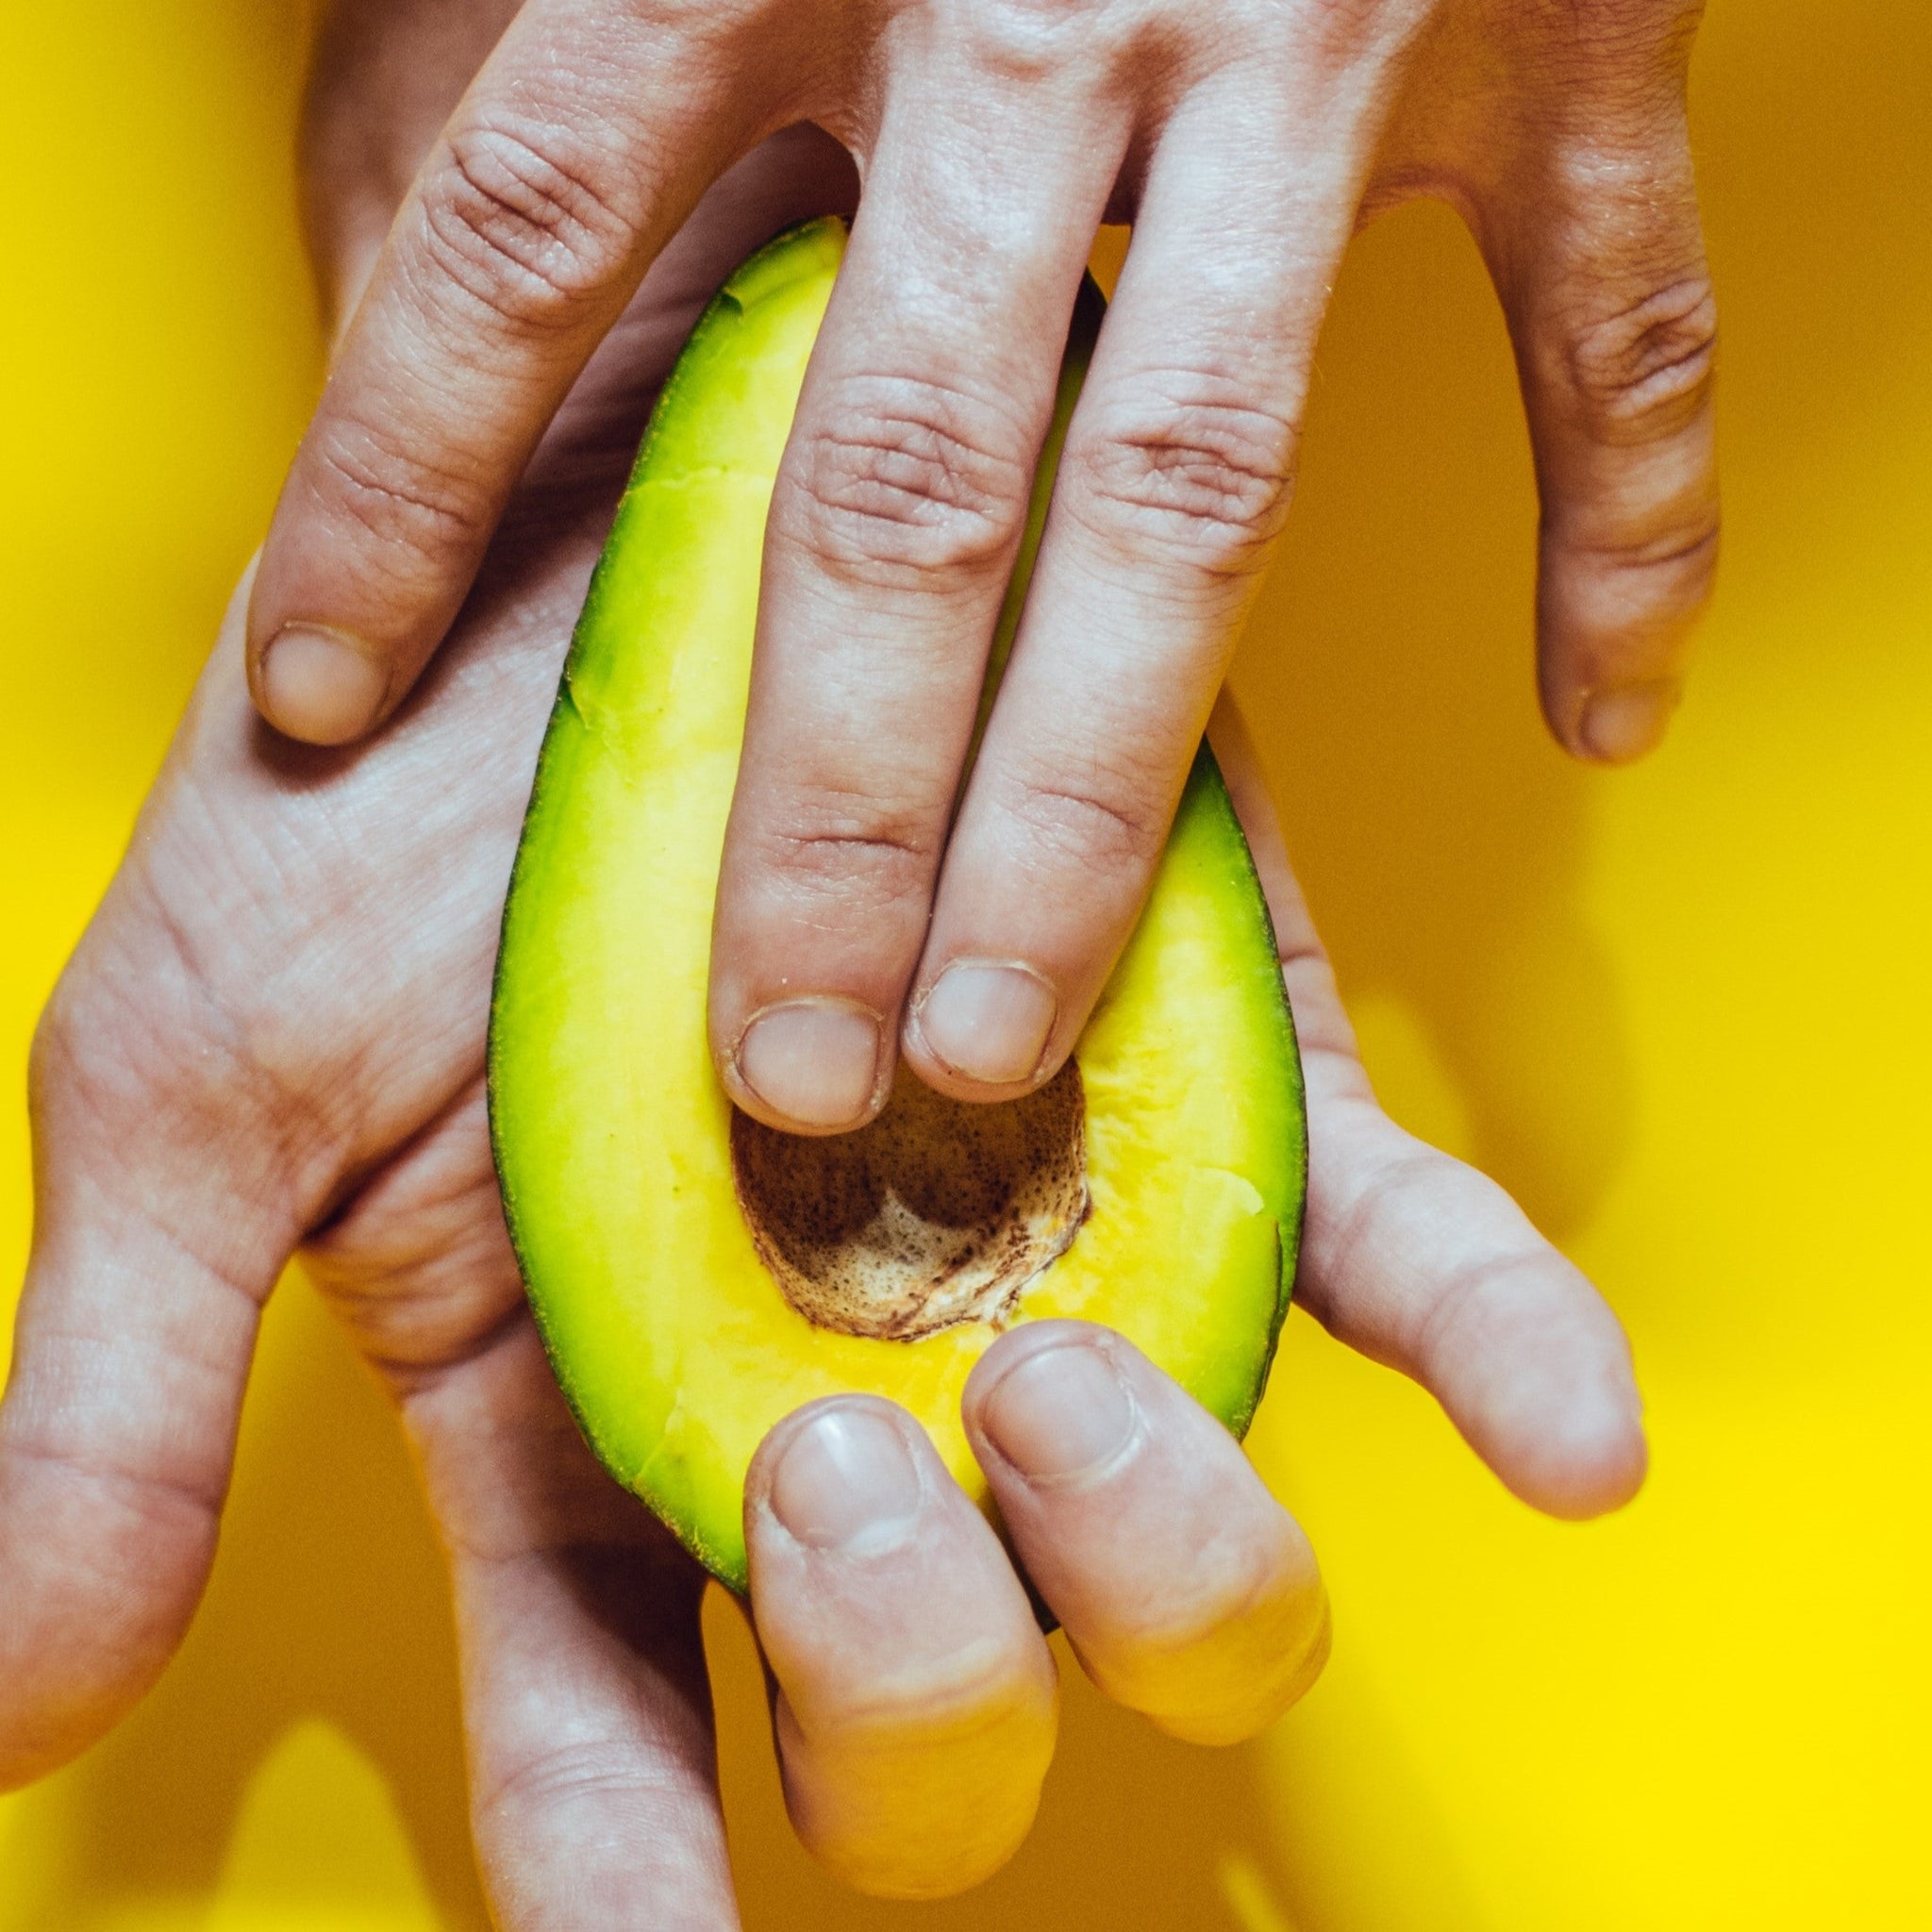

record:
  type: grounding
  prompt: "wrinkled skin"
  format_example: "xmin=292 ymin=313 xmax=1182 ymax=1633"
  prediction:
xmin=258 ymin=0 xmax=1717 ymax=1142
xmin=1 ymin=15 xmax=1650 ymax=1924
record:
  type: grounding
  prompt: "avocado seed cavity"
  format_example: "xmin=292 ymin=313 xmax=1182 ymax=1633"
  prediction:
xmin=730 ymin=1059 xmax=1089 ymax=1341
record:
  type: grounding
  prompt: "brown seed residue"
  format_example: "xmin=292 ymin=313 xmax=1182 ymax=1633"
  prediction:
xmin=730 ymin=1059 xmax=1089 ymax=1341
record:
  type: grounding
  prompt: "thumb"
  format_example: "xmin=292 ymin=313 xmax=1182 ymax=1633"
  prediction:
xmin=0 ymin=881 xmax=303 ymax=1788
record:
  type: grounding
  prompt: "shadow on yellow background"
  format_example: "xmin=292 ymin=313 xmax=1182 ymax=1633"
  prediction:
xmin=2 ymin=0 xmax=1928 ymax=1926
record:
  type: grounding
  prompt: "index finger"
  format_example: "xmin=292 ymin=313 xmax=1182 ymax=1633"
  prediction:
xmin=247 ymin=0 xmax=774 ymax=744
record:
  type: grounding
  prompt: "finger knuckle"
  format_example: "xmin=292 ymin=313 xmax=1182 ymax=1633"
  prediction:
xmin=1574 ymin=0 xmax=1702 ymax=70
xmin=759 ymin=784 xmax=940 ymax=911
xmin=1007 ymin=767 xmax=1166 ymax=876
xmin=1086 ymin=1514 xmax=1324 ymax=1745
xmin=2 ymin=1426 xmax=228 ymax=1553
xmin=774 ymin=1652 xmax=1053 ymax=1894
xmin=1144 ymin=1596 xmax=1330 ymax=1744
xmin=1065 ymin=384 xmax=1297 ymax=577
xmin=1138 ymin=1520 xmax=1307 ymax=1658
xmin=791 ymin=1642 xmax=1052 ymax=1751
xmin=1545 ymin=458 xmax=1720 ymax=619
xmin=27 ymin=977 xmax=291 ymax=1321
xmin=308 ymin=420 xmax=489 ymax=558
xmin=1553 ymin=506 xmax=1720 ymax=591
xmin=961 ymin=0 xmax=1133 ymax=81
xmin=418 ymin=113 xmax=637 ymax=332
xmin=30 ymin=925 xmax=227 ymax=1140
xmin=779 ymin=376 xmax=1033 ymax=587
xmin=31 ymin=874 xmax=339 ymax=1206
xmin=1298 ymin=0 xmax=1414 ymax=68
xmin=1410 ymin=1239 xmax=1550 ymax=1385
xmin=475 ymin=1737 xmax=691 ymax=1827
xmin=1566 ymin=274 xmax=1717 ymax=444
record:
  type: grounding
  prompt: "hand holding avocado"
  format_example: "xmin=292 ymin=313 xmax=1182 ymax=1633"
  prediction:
xmin=258 ymin=0 xmax=1718 ymax=1140
xmin=1 ymin=107 xmax=1644 ymax=1917
xmin=491 ymin=221 xmax=1314 ymax=1606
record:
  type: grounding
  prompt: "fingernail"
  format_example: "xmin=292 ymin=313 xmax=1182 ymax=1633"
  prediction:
xmin=735 ymin=998 xmax=882 ymax=1130
xmin=914 ymin=960 xmax=1058 ymax=1088
xmin=258 ymin=624 xmax=389 ymax=745
xmin=1578 ymin=679 xmax=1681 ymax=764
xmin=978 ymin=1340 xmax=1139 ymax=1486
xmin=768 ymin=1405 xmax=923 ymax=1550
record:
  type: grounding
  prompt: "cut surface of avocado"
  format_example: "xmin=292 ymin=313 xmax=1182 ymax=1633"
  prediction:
xmin=489 ymin=217 xmax=1306 ymax=1592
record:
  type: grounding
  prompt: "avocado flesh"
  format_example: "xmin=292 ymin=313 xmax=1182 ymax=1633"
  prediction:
xmin=489 ymin=218 xmax=1306 ymax=1592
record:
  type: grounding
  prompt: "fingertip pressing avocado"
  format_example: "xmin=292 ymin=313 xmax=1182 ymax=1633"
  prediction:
xmin=489 ymin=218 xmax=1305 ymax=1591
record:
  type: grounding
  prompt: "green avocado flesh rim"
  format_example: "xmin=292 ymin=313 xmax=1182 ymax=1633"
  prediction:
xmin=489 ymin=218 xmax=1307 ymax=1592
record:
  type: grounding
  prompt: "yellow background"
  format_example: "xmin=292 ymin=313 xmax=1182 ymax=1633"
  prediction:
xmin=2 ymin=0 xmax=1928 ymax=1924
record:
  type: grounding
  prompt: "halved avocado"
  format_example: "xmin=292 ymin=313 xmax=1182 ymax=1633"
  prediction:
xmin=489 ymin=217 xmax=1305 ymax=1592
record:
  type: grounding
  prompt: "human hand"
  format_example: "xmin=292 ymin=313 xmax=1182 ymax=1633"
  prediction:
xmin=1 ymin=61 xmax=1644 ymax=1924
xmin=253 ymin=0 xmax=1717 ymax=1139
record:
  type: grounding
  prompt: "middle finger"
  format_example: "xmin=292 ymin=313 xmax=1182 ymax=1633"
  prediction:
xmin=708 ymin=39 xmax=1131 ymax=1134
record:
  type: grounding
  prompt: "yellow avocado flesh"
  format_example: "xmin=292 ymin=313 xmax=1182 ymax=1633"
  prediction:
xmin=489 ymin=219 xmax=1306 ymax=1592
